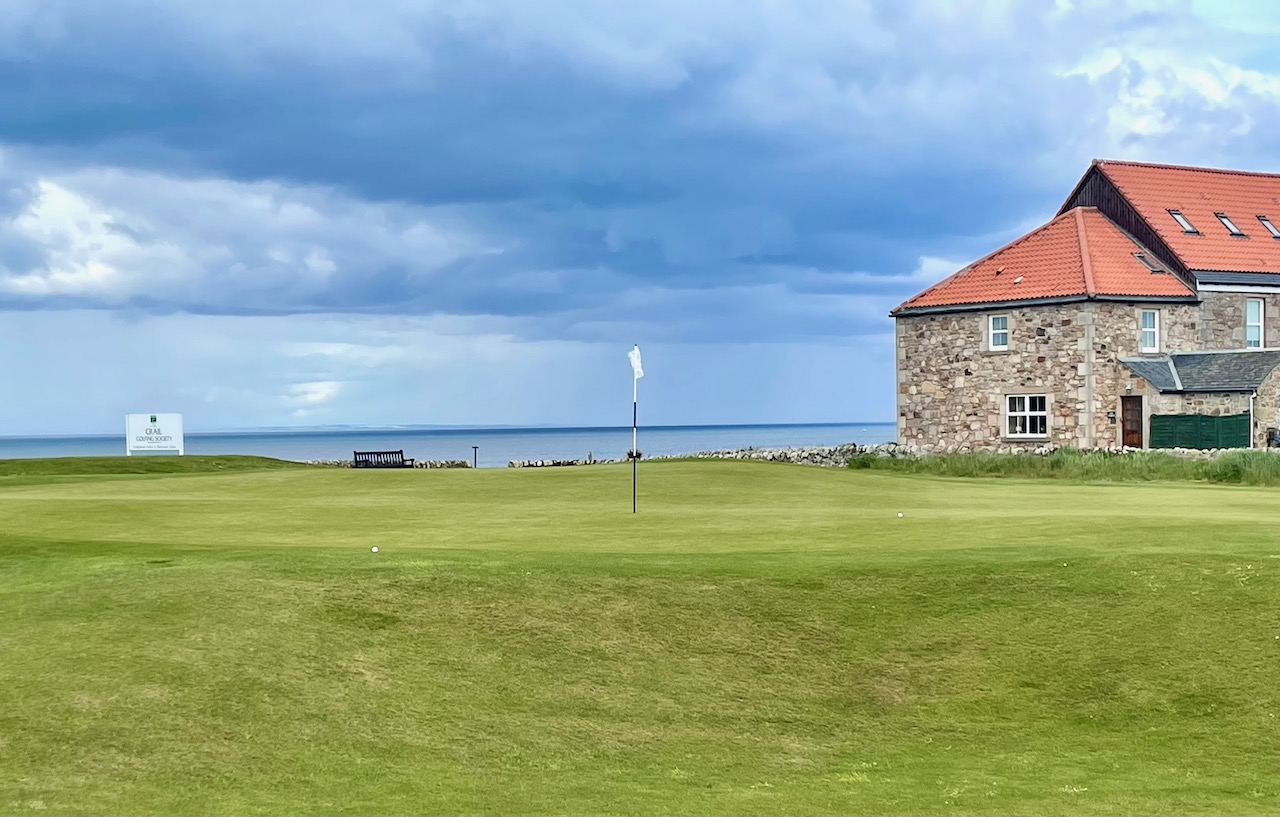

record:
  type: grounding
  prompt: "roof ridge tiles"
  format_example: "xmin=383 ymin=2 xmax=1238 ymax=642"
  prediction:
xmin=1074 ymin=207 xmax=1097 ymax=296
xmin=1095 ymin=158 xmax=1280 ymax=180
xmin=958 ymin=206 xmax=1085 ymax=271
xmin=889 ymin=208 xmax=1088 ymax=313
xmin=892 ymin=205 xmax=1195 ymax=313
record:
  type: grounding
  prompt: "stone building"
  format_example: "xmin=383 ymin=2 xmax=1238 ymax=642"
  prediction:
xmin=893 ymin=160 xmax=1280 ymax=451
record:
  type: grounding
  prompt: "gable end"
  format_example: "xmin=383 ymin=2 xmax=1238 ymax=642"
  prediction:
xmin=1059 ymin=164 xmax=1195 ymax=291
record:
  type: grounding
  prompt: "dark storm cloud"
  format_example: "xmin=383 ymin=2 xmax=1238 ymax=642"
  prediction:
xmin=2 ymin=0 xmax=1279 ymax=342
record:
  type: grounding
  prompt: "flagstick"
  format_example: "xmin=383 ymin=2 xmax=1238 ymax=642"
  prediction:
xmin=632 ymin=373 xmax=638 ymax=514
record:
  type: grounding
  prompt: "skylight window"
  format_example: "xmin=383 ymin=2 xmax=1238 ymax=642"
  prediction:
xmin=1216 ymin=212 xmax=1244 ymax=236
xmin=1169 ymin=210 xmax=1198 ymax=233
xmin=1259 ymin=216 xmax=1280 ymax=239
xmin=1134 ymin=253 xmax=1163 ymax=273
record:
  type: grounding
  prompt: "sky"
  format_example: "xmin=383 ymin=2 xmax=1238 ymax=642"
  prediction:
xmin=3 ymin=0 xmax=1280 ymax=434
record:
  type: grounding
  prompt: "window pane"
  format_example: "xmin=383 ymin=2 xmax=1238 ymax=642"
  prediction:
xmin=1008 ymin=395 xmax=1025 ymax=412
xmin=993 ymin=330 xmax=1008 ymax=347
xmin=1141 ymin=310 xmax=1157 ymax=329
xmin=1248 ymin=299 xmax=1262 ymax=323
xmin=1030 ymin=415 xmax=1047 ymax=435
xmin=1029 ymin=395 xmax=1046 ymax=412
xmin=1248 ymin=327 xmax=1261 ymax=347
xmin=992 ymin=316 xmax=1007 ymax=330
xmin=1008 ymin=415 xmax=1026 ymax=435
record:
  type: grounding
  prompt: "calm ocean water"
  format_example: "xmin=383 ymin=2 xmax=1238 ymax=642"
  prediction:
xmin=0 ymin=423 xmax=895 ymax=468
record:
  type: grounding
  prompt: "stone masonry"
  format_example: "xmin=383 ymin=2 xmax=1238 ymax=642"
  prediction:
xmin=1199 ymin=292 xmax=1280 ymax=348
xmin=898 ymin=294 xmax=1280 ymax=450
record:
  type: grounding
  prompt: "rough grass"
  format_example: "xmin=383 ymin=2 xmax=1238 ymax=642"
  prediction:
xmin=1 ymin=459 xmax=1279 ymax=815
xmin=0 ymin=455 xmax=311 ymax=477
xmin=848 ymin=447 xmax=1280 ymax=485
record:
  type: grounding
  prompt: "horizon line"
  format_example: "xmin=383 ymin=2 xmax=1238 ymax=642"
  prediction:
xmin=0 ymin=420 xmax=896 ymax=441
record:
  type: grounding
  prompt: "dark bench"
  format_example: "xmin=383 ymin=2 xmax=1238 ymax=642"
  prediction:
xmin=353 ymin=450 xmax=416 ymax=468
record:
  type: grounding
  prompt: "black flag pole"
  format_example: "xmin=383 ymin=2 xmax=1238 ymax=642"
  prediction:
xmin=628 ymin=344 xmax=643 ymax=513
xmin=632 ymin=382 xmax=638 ymax=514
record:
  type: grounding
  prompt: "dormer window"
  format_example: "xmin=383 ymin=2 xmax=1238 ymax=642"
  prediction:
xmin=1169 ymin=210 xmax=1198 ymax=233
xmin=1134 ymin=253 xmax=1163 ymax=273
xmin=1259 ymin=216 xmax=1280 ymax=238
xmin=1216 ymin=212 xmax=1244 ymax=236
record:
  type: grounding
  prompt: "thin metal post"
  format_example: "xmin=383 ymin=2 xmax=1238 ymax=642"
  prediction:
xmin=472 ymin=445 xmax=478 ymax=468
xmin=632 ymin=395 xmax=637 ymax=513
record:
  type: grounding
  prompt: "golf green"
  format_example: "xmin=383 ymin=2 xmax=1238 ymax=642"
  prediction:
xmin=1 ymin=457 xmax=1277 ymax=815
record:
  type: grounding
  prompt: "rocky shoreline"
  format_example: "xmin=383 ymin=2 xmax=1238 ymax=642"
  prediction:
xmin=307 ymin=441 xmax=1275 ymax=469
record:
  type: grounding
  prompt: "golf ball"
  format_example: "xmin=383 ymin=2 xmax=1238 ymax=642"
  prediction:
xmin=371 ymin=546 xmax=379 ymax=553
xmin=897 ymin=512 xmax=904 ymax=518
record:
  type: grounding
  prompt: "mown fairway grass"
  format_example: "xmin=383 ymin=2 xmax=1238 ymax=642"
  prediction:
xmin=1 ymin=457 xmax=1279 ymax=815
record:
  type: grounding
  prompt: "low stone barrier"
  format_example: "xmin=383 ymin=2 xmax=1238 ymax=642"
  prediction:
xmin=893 ymin=442 xmax=1275 ymax=459
xmin=653 ymin=442 xmax=872 ymax=467
xmin=508 ymin=457 xmax=621 ymax=468
xmin=310 ymin=443 xmax=1277 ymax=470
xmin=305 ymin=459 xmax=472 ymax=468
xmin=654 ymin=441 xmax=1278 ymax=465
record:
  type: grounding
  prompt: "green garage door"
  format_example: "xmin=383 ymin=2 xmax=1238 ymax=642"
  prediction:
xmin=1149 ymin=413 xmax=1250 ymax=449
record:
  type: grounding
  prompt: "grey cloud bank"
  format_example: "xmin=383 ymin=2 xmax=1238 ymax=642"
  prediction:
xmin=1 ymin=0 xmax=1279 ymax=431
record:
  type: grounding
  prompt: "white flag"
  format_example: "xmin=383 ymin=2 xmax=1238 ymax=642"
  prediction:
xmin=628 ymin=345 xmax=644 ymax=379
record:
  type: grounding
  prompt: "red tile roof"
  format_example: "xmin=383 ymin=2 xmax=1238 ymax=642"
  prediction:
xmin=1094 ymin=160 xmax=1280 ymax=274
xmin=893 ymin=207 xmax=1195 ymax=313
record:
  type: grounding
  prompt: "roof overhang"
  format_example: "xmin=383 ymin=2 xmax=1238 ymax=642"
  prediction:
xmin=1197 ymin=283 xmax=1280 ymax=294
xmin=892 ymin=293 xmax=1199 ymax=318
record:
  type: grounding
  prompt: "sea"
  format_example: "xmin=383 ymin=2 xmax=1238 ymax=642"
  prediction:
xmin=0 ymin=422 xmax=896 ymax=468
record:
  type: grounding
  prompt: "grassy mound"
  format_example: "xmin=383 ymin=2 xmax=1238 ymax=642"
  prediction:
xmin=0 ymin=455 xmax=312 ymax=477
xmin=849 ymin=446 xmax=1280 ymax=485
xmin=1 ymin=461 xmax=1277 ymax=814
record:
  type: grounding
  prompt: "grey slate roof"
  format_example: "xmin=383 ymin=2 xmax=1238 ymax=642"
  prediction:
xmin=1120 ymin=357 xmax=1180 ymax=391
xmin=1195 ymin=270 xmax=1280 ymax=286
xmin=1121 ymin=350 xmax=1280 ymax=392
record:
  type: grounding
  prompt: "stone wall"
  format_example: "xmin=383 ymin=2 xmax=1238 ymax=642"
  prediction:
xmin=896 ymin=305 xmax=1091 ymax=449
xmin=509 ymin=457 xmax=618 ymax=467
xmin=1087 ymin=300 xmax=1202 ymax=448
xmin=1198 ymin=292 xmax=1280 ymax=348
xmin=897 ymin=296 xmax=1279 ymax=451
xmin=1146 ymin=392 xmax=1249 ymax=416
xmin=306 ymin=459 xmax=472 ymax=468
xmin=1253 ymin=367 xmax=1280 ymax=447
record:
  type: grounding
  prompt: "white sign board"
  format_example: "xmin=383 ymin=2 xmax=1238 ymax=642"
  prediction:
xmin=125 ymin=413 xmax=185 ymax=456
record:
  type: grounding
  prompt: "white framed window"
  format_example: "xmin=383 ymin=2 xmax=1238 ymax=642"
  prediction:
xmin=1247 ymin=298 xmax=1264 ymax=348
xmin=1140 ymin=309 xmax=1159 ymax=353
xmin=1006 ymin=394 xmax=1048 ymax=438
xmin=988 ymin=315 xmax=1009 ymax=351
xmin=1217 ymin=212 xmax=1244 ymax=236
xmin=1169 ymin=210 xmax=1198 ymax=233
xmin=1134 ymin=252 xmax=1163 ymax=273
